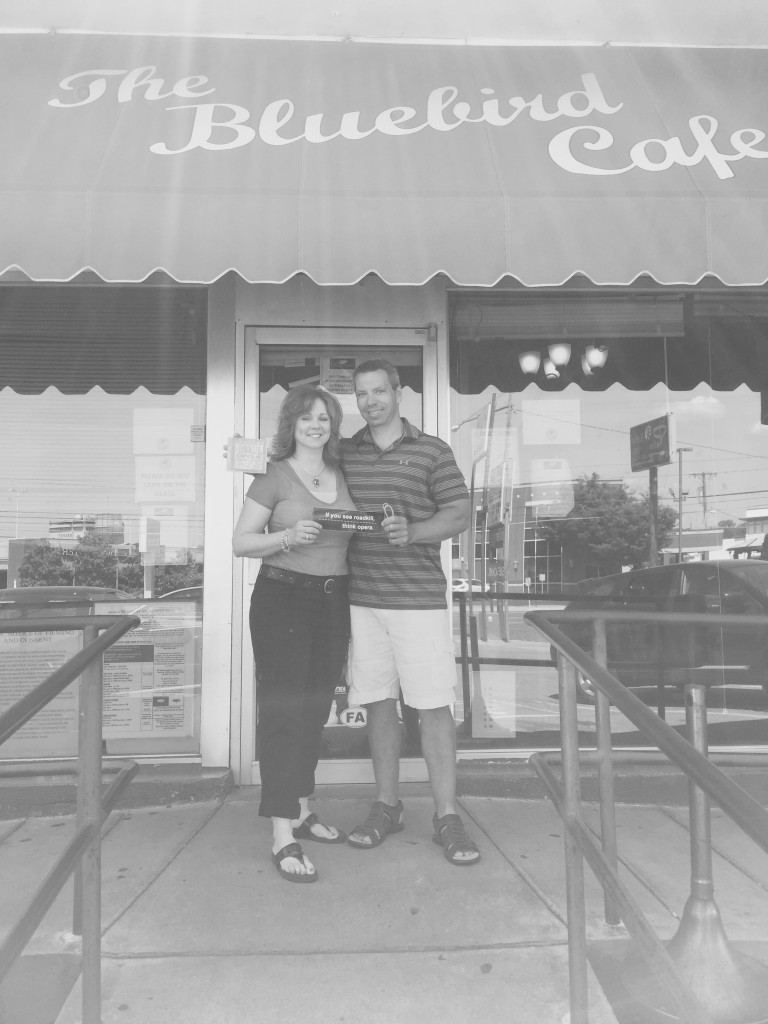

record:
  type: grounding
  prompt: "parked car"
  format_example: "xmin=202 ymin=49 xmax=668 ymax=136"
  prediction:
xmin=452 ymin=578 xmax=489 ymax=593
xmin=551 ymin=561 xmax=768 ymax=703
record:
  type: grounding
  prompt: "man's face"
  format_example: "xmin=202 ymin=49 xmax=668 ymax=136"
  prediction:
xmin=355 ymin=370 xmax=402 ymax=429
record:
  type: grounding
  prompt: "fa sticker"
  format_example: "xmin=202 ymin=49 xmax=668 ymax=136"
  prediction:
xmin=338 ymin=706 xmax=367 ymax=729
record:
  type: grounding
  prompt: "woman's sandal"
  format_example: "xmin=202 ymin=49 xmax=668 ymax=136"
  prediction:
xmin=432 ymin=813 xmax=481 ymax=866
xmin=347 ymin=800 xmax=404 ymax=849
xmin=272 ymin=842 xmax=318 ymax=883
xmin=293 ymin=812 xmax=347 ymax=845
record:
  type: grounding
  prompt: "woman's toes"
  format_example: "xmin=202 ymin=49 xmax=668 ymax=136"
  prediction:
xmin=279 ymin=851 xmax=314 ymax=875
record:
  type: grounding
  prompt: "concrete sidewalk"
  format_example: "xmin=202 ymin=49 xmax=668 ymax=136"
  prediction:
xmin=2 ymin=782 xmax=768 ymax=1024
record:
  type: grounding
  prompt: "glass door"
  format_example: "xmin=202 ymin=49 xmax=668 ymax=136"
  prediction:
xmin=238 ymin=326 xmax=436 ymax=784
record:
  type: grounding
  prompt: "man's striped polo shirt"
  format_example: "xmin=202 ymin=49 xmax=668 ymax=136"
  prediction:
xmin=341 ymin=419 xmax=469 ymax=610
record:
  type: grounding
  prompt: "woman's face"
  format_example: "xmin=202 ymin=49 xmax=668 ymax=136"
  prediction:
xmin=293 ymin=397 xmax=332 ymax=453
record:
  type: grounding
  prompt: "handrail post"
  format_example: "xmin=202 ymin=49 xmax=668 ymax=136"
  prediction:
xmin=685 ymin=679 xmax=713 ymax=901
xmin=457 ymin=595 xmax=471 ymax=735
xmin=624 ymin=676 xmax=768 ymax=1020
xmin=592 ymin=617 xmax=620 ymax=927
xmin=558 ymin=653 xmax=589 ymax=1024
xmin=655 ymin=620 xmax=666 ymax=720
xmin=75 ymin=624 xmax=104 ymax=1024
xmin=498 ymin=585 xmax=509 ymax=642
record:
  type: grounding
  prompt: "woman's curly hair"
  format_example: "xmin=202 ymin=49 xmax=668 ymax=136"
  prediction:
xmin=269 ymin=384 xmax=344 ymax=465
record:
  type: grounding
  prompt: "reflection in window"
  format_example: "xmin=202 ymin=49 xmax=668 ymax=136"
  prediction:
xmin=448 ymin=286 xmax=768 ymax=751
xmin=0 ymin=285 xmax=207 ymax=757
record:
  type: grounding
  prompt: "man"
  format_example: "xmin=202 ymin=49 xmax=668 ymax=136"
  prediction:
xmin=342 ymin=359 xmax=480 ymax=865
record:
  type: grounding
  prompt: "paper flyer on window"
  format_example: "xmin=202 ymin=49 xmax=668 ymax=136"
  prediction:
xmin=97 ymin=601 xmax=197 ymax=738
xmin=0 ymin=630 xmax=82 ymax=757
xmin=471 ymin=671 xmax=517 ymax=739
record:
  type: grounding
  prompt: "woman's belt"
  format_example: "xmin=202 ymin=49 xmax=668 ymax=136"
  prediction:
xmin=258 ymin=564 xmax=348 ymax=594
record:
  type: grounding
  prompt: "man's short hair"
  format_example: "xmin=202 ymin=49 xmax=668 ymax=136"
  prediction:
xmin=354 ymin=359 xmax=401 ymax=389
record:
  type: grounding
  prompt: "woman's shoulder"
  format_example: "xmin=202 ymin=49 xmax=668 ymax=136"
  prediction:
xmin=247 ymin=459 xmax=293 ymax=501
xmin=266 ymin=459 xmax=298 ymax=489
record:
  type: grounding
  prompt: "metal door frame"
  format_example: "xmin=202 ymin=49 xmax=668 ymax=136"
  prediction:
xmin=233 ymin=325 xmax=437 ymax=785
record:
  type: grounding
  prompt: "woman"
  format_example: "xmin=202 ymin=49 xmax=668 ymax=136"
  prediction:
xmin=233 ymin=384 xmax=355 ymax=883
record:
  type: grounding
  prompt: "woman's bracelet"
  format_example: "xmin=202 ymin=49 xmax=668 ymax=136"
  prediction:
xmin=281 ymin=529 xmax=291 ymax=553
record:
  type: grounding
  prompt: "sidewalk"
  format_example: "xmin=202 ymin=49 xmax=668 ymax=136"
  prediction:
xmin=2 ymin=780 xmax=768 ymax=1024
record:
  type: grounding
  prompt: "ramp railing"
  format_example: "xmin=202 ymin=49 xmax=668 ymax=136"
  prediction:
xmin=524 ymin=605 xmax=768 ymax=1024
xmin=0 ymin=613 xmax=140 ymax=1024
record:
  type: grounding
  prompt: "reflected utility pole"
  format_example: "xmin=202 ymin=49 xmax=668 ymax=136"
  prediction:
xmin=690 ymin=471 xmax=717 ymax=529
xmin=649 ymin=466 xmax=658 ymax=567
xmin=9 ymin=487 xmax=27 ymax=538
xmin=676 ymin=448 xmax=692 ymax=560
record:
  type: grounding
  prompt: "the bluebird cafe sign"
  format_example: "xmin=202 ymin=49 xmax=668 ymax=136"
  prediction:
xmin=630 ymin=415 xmax=672 ymax=473
xmin=44 ymin=64 xmax=768 ymax=180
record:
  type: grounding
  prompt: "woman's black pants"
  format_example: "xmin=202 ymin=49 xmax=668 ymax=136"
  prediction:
xmin=250 ymin=576 xmax=350 ymax=820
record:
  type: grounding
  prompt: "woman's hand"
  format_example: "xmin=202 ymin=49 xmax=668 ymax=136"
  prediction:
xmin=288 ymin=519 xmax=322 ymax=547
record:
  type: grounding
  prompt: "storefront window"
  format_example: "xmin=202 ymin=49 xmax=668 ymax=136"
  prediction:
xmin=449 ymin=287 xmax=768 ymax=750
xmin=0 ymin=285 xmax=207 ymax=758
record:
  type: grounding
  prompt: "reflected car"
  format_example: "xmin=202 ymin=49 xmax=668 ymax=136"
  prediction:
xmin=451 ymin=578 xmax=489 ymax=593
xmin=157 ymin=586 xmax=202 ymax=602
xmin=552 ymin=561 xmax=768 ymax=703
xmin=131 ymin=587 xmax=203 ymax=642
xmin=0 ymin=589 xmax=137 ymax=610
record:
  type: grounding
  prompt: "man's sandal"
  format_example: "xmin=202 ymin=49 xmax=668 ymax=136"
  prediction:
xmin=432 ymin=813 xmax=481 ymax=866
xmin=293 ymin=811 xmax=346 ymax=844
xmin=272 ymin=842 xmax=318 ymax=883
xmin=347 ymin=800 xmax=404 ymax=849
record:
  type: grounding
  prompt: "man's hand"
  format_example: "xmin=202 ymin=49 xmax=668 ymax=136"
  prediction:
xmin=382 ymin=514 xmax=412 ymax=547
xmin=381 ymin=500 xmax=469 ymax=547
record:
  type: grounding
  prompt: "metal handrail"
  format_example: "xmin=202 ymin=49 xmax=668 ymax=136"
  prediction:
xmin=0 ymin=613 xmax=140 ymax=1024
xmin=524 ymin=606 xmax=768 ymax=1024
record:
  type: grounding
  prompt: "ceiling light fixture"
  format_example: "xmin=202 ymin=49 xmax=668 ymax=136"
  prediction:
xmin=520 ymin=342 xmax=608 ymax=378
xmin=519 ymin=351 xmax=541 ymax=375
xmin=543 ymin=358 xmax=560 ymax=380
xmin=585 ymin=343 xmax=608 ymax=369
xmin=548 ymin=342 xmax=571 ymax=367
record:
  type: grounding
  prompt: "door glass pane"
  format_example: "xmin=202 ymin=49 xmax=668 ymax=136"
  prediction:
xmin=255 ymin=343 xmax=424 ymax=760
xmin=258 ymin=345 xmax=423 ymax=438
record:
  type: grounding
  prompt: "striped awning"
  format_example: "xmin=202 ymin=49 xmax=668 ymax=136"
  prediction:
xmin=3 ymin=36 xmax=768 ymax=285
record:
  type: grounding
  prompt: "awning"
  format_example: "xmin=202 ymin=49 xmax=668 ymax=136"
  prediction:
xmin=3 ymin=36 xmax=768 ymax=286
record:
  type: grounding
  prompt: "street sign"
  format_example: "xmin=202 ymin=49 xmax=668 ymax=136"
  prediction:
xmin=630 ymin=414 xmax=672 ymax=472
xmin=488 ymin=522 xmax=505 ymax=545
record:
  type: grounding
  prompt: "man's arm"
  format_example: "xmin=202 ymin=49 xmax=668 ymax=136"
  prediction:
xmin=383 ymin=498 xmax=470 ymax=547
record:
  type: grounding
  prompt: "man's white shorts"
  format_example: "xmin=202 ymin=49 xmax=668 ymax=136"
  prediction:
xmin=347 ymin=606 xmax=457 ymax=711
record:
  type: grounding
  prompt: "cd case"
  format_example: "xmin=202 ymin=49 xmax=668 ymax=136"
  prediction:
xmin=313 ymin=508 xmax=384 ymax=533
xmin=226 ymin=437 xmax=268 ymax=473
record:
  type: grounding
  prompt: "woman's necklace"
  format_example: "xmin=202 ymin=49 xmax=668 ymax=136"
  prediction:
xmin=292 ymin=458 xmax=326 ymax=488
